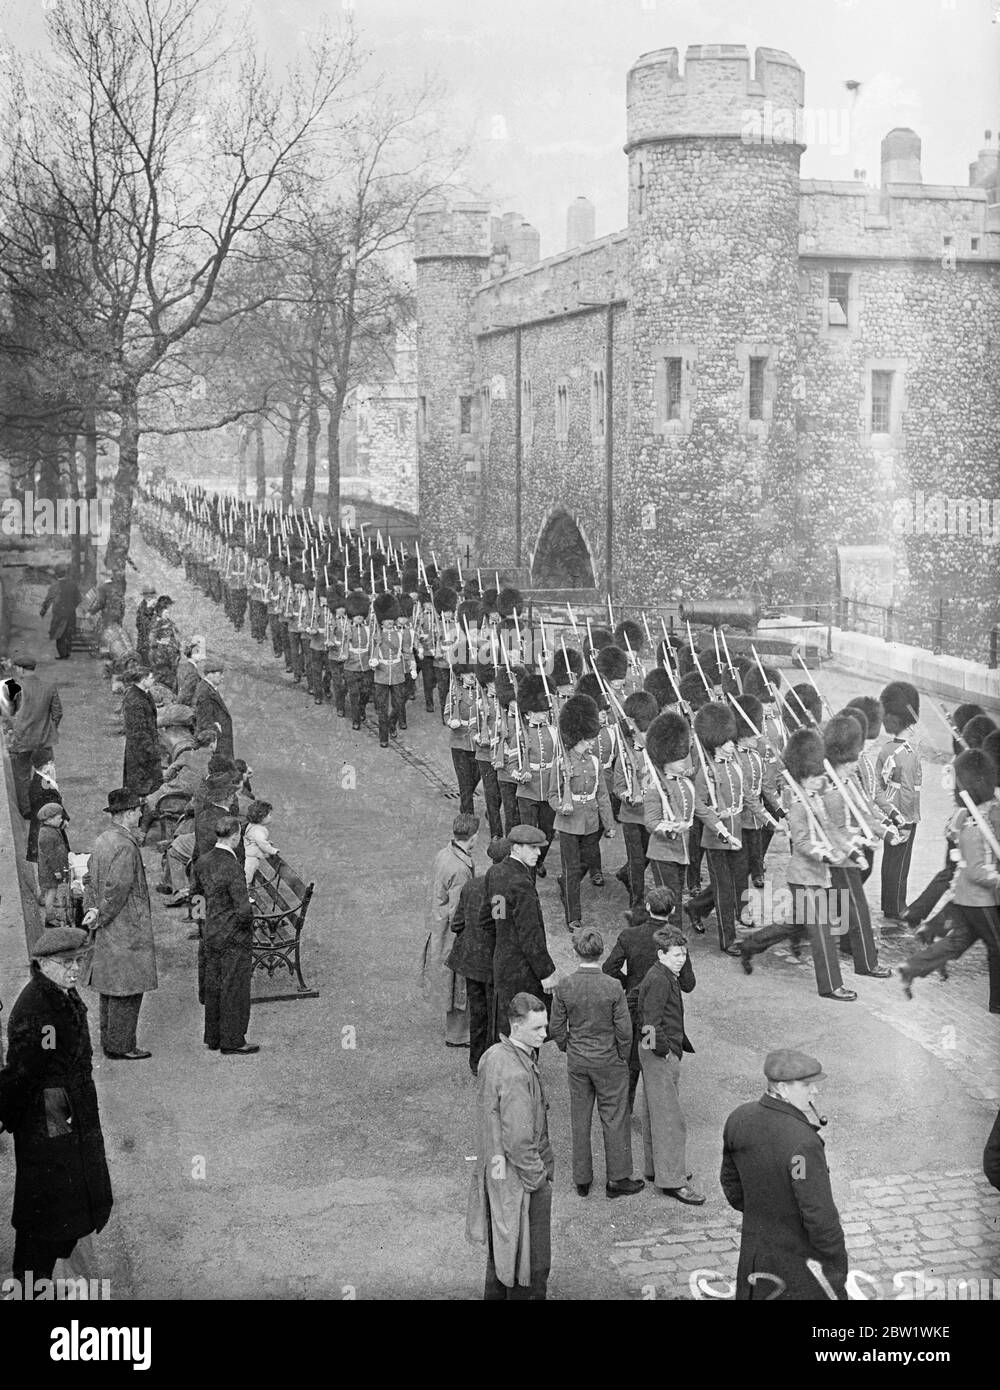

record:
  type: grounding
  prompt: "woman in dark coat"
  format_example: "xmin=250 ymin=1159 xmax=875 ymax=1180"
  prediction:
xmin=0 ymin=929 xmax=114 ymax=1281
xmin=122 ymin=666 xmax=163 ymax=796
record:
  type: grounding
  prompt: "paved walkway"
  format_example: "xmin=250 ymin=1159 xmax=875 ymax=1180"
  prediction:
xmin=0 ymin=544 xmax=997 ymax=1300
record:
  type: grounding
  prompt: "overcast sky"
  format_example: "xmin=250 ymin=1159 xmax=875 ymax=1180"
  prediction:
xmin=3 ymin=0 xmax=998 ymax=258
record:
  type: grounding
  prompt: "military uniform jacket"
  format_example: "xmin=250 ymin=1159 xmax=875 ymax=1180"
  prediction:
xmin=693 ymin=755 xmax=744 ymax=849
xmin=473 ymin=691 xmax=500 ymax=764
xmin=643 ymin=770 xmax=695 ymax=864
xmin=785 ymin=788 xmax=837 ymax=887
xmin=593 ymin=722 xmax=617 ymax=794
xmin=611 ymin=730 xmax=645 ymax=823
xmin=445 ymin=683 xmax=476 ymax=751
xmin=287 ymin=590 xmax=307 ymax=634
xmin=721 ymin=1094 xmax=848 ymax=1301
xmin=876 ymin=736 xmax=922 ymax=823
xmin=325 ymin=615 xmax=350 ymax=661
xmin=953 ymin=803 xmax=1000 ymax=907
xmin=550 ymin=749 xmax=614 ymax=836
xmin=854 ymin=744 xmax=897 ymax=827
xmin=515 ymin=722 xmax=557 ymax=803
xmin=496 ymin=707 xmax=522 ymax=784
xmin=372 ymin=625 xmax=405 ymax=685
xmin=343 ymin=620 xmax=373 ymax=673
xmin=433 ymin=616 xmax=460 ymax=668
xmin=736 ymin=742 xmax=769 ymax=830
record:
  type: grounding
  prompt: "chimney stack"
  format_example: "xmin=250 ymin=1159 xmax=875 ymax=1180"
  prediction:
xmin=566 ymin=196 xmax=596 ymax=250
xmin=881 ymin=128 xmax=922 ymax=186
xmin=969 ymin=130 xmax=999 ymax=197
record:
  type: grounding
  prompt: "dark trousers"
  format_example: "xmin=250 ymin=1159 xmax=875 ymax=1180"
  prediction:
xmin=204 ymin=941 xmax=253 ymax=1049
xmin=12 ymin=1231 xmax=78 ymax=1283
xmin=558 ymin=829 xmax=603 ymax=926
xmin=476 ymin=760 xmax=503 ymax=838
xmin=691 ymin=845 xmax=747 ymax=950
xmin=881 ymin=822 xmax=917 ymax=915
xmin=907 ymin=857 xmax=956 ymax=923
xmin=859 ymin=841 xmax=875 ymax=884
xmin=249 ymin=598 xmax=269 ymax=642
xmin=649 ymin=859 xmax=685 ymax=917
xmin=55 ymin=625 xmax=75 ymax=659
xmin=451 ymin=748 xmax=482 ymax=812
xmin=269 ymin=614 xmax=284 ymax=657
xmin=345 ymin=669 xmax=373 ymax=725
xmin=466 ymin=978 xmax=493 ymax=1073
xmin=374 ymin=682 xmax=406 ymax=742
xmin=307 ymin=647 xmax=327 ymax=701
xmin=568 ymin=1058 xmax=633 ymax=1185
xmin=686 ymin=825 xmax=704 ymax=891
xmin=99 ymin=993 xmax=143 ymax=1054
xmin=230 ymin=588 xmax=247 ymax=631
xmin=484 ymin=1181 xmax=551 ymax=1300
xmin=432 ymin=664 xmax=451 ymax=720
xmin=744 ymin=825 xmax=765 ymax=882
xmin=328 ymin=660 xmax=347 ymax=714
xmin=622 ymin=822 xmax=649 ymax=909
xmin=286 ymin=631 xmax=305 ymax=681
xmin=9 ymin=750 xmax=34 ymax=817
xmin=420 ymin=656 xmax=437 ymax=710
xmin=903 ymin=904 xmax=1000 ymax=1011
xmin=830 ymin=864 xmax=882 ymax=974
xmin=743 ymin=883 xmax=846 ymax=997
xmin=499 ymin=781 xmax=522 ymax=836
xmin=517 ymin=798 xmax=555 ymax=866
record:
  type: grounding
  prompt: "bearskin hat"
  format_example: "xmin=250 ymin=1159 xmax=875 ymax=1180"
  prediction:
xmin=417 ymin=585 xmax=432 ymax=605
xmin=344 ymin=593 xmax=370 ymax=620
xmin=678 ymin=670 xmax=709 ymax=712
xmin=517 ymin=672 xmax=550 ymax=716
xmin=824 ymin=714 xmax=864 ymax=766
xmin=373 ymin=592 xmax=399 ymax=623
xmin=743 ymin=662 xmax=780 ymax=699
xmin=401 ymin=558 xmax=420 ymax=584
xmin=674 ymin=644 xmax=696 ymax=678
xmin=397 ymin=594 xmax=415 ymax=618
xmin=982 ymin=729 xmax=1000 ymax=775
xmin=846 ymin=695 xmax=881 ymax=741
xmin=551 ymin=646 xmax=583 ymax=686
xmin=788 ymin=683 xmax=822 ymax=727
xmin=834 ymin=707 xmax=867 ymax=742
xmin=880 ymin=681 xmax=919 ymax=734
xmin=963 ymin=714 xmax=998 ymax=750
xmin=423 ymin=563 xmax=439 ymax=585
xmin=434 ymin=585 xmax=458 ymax=615
xmin=584 ymin=627 xmax=613 ymax=661
xmin=494 ymin=666 xmax=520 ymax=709
xmin=439 ymin=567 xmax=463 ymax=592
xmin=575 ymin=672 xmax=607 ymax=711
xmin=595 ymin=644 xmax=628 ymax=681
xmin=457 ymin=600 xmax=480 ymax=629
xmin=559 ymin=693 xmax=601 ymax=748
xmin=614 ymin=620 xmax=644 ymax=654
xmin=475 ymin=662 xmax=496 ymax=687
xmin=498 ymin=587 xmax=522 ymax=618
xmin=645 ymin=711 xmax=690 ymax=768
xmin=954 ymin=748 xmax=997 ymax=806
xmin=644 ymin=668 xmax=673 ymax=709
xmin=783 ymin=728 xmax=826 ymax=783
xmin=700 ymin=657 xmax=724 ymax=687
xmin=693 ymin=701 xmax=737 ymax=753
xmin=953 ymin=703 xmax=984 ymax=736
xmin=734 ymin=692 xmax=764 ymax=737
xmin=624 ymin=690 xmax=658 ymax=731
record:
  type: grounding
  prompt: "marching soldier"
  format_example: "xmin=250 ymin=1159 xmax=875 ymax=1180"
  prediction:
xmin=613 ymin=691 xmax=659 ymax=923
xmin=306 ymin=585 xmax=328 ymax=707
xmin=343 ymin=593 xmax=374 ymax=729
xmin=552 ymin=693 xmax=615 ymax=931
xmin=371 ymin=592 xmax=407 ymax=747
xmin=472 ymin=662 xmax=504 ymax=841
xmin=285 ymin=573 xmax=308 ymax=685
xmin=325 ymin=593 xmax=350 ymax=717
xmin=494 ymin=665 xmax=524 ymax=838
xmin=642 ymin=712 xmax=697 ymax=918
xmin=514 ymin=673 xmax=558 ymax=878
xmin=687 ymin=702 xmax=745 ymax=954
xmin=432 ymin=586 xmax=460 ymax=724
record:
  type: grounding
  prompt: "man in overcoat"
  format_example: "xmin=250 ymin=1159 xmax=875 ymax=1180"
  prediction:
xmin=447 ymin=837 xmax=510 ymax=1072
xmin=1 ymin=653 xmax=62 ymax=817
xmin=0 ymin=928 xmax=113 ymax=1284
xmin=477 ymin=825 xmax=557 ymax=1039
xmin=466 ymin=993 xmax=554 ymax=1299
xmin=40 ymin=568 xmax=82 ymax=660
xmin=193 ymin=816 xmax=258 ymax=1054
xmin=82 ymin=788 xmax=157 ymax=1060
xmin=121 ymin=666 xmax=163 ymax=796
xmin=420 ymin=812 xmax=479 ymax=1046
xmin=194 ymin=655 xmax=234 ymax=761
xmin=721 ymin=1050 xmax=848 ymax=1300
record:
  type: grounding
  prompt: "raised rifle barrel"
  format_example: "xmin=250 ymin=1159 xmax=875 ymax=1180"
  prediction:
xmin=679 ymin=599 xmax=760 ymax=632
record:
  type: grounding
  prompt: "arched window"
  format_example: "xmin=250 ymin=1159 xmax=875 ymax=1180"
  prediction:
xmin=531 ymin=510 xmax=596 ymax=588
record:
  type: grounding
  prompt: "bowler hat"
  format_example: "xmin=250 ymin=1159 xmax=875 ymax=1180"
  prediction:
xmin=763 ymin=1049 xmax=826 ymax=1083
xmin=32 ymin=926 xmax=90 ymax=960
xmin=507 ymin=825 xmax=548 ymax=847
xmin=103 ymin=788 xmax=144 ymax=814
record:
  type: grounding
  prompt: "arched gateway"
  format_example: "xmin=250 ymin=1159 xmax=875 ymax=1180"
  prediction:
xmin=530 ymin=511 xmax=596 ymax=589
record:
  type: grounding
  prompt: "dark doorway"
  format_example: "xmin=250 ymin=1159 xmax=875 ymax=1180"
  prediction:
xmin=531 ymin=511 xmax=596 ymax=588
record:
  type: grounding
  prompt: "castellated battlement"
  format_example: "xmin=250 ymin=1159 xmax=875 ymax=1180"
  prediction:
xmin=473 ymin=231 xmax=629 ymax=332
xmin=414 ymin=200 xmax=492 ymax=262
xmin=626 ymin=44 xmax=804 ymax=150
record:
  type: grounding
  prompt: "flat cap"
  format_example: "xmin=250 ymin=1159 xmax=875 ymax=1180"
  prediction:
xmin=202 ymin=652 xmax=224 ymax=673
xmin=764 ymin=1049 xmax=826 ymax=1083
xmin=32 ymin=926 xmax=90 ymax=960
xmin=11 ymin=652 xmax=36 ymax=669
xmin=37 ymin=801 xmax=66 ymax=824
xmin=507 ymin=825 xmax=548 ymax=847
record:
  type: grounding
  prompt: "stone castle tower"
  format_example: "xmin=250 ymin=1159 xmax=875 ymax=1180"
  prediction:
xmin=621 ymin=45 xmax=805 ymax=598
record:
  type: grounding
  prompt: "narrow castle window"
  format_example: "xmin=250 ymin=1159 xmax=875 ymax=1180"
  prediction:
xmin=971 ymin=236 xmax=980 ymax=253
xmin=521 ymin=377 xmax=534 ymax=451
xmin=828 ymin=272 xmax=850 ymax=327
xmin=591 ymin=368 xmax=606 ymax=436
xmin=459 ymin=395 xmax=473 ymax=435
xmin=664 ymin=357 xmax=682 ymax=421
xmin=748 ymin=357 xmax=766 ymax=421
xmin=637 ymin=162 xmax=645 ymax=214
xmin=871 ymin=370 xmax=893 ymax=433
xmin=555 ymin=382 xmax=570 ymax=442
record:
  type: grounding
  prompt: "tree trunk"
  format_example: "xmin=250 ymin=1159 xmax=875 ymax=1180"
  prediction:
xmin=104 ymin=387 xmax=140 ymax=613
xmin=82 ymin=406 xmax=99 ymax=586
xmin=236 ymin=426 xmax=248 ymax=499
xmin=254 ymin=418 xmax=266 ymax=503
xmin=326 ymin=394 xmax=344 ymax=522
xmin=281 ymin=400 xmax=301 ymax=509
xmin=67 ymin=430 xmax=82 ymax=581
xmin=303 ymin=376 xmax=321 ymax=512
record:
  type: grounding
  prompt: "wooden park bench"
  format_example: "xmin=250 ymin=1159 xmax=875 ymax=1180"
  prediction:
xmin=246 ymin=855 xmax=318 ymax=1003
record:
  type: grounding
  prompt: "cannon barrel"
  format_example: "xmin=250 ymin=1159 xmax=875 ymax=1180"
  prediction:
xmin=679 ymin=599 xmax=760 ymax=632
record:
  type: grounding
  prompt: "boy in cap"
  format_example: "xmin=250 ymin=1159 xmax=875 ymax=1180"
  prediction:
xmin=722 ymin=1050 xmax=847 ymax=1300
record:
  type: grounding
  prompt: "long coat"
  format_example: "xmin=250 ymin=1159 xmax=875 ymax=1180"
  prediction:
xmin=176 ymin=657 xmax=200 ymax=708
xmin=122 ymin=684 xmax=163 ymax=795
xmin=477 ymin=857 xmax=555 ymax=1011
xmin=83 ymin=823 xmax=158 ymax=996
xmin=420 ymin=841 xmax=475 ymax=1014
xmin=194 ymin=678 xmax=234 ymax=761
xmin=0 ymin=965 xmax=113 ymax=1242
xmin=466 ymin=1037 xmax=554 ymax=1288
xmin=447 ymin=874 xmax=494 ymax=983
xmin=41 ymin=577 xmax=81 ymax=646
xmin=6 ymin=671 xmax=62 ymax=752
xmin=721 ymin=1093 xmax=849 ymax=1300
